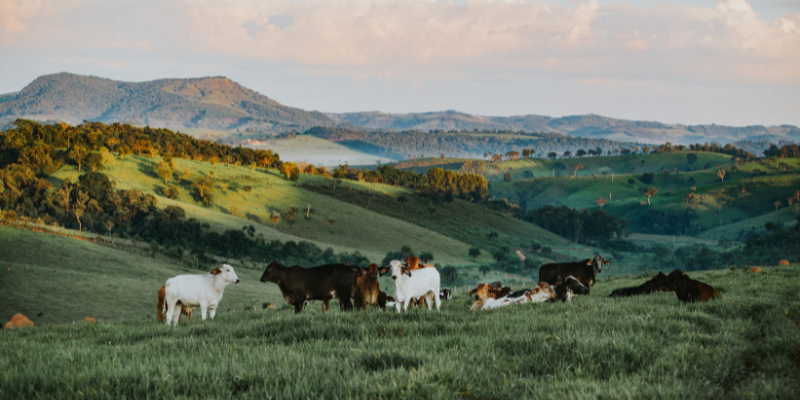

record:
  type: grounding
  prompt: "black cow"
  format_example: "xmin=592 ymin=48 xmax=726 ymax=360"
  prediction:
xmin=609 ymin=272 xmax=669 ymax=297
xmin=549 ymin=276 xmax=591 ymax=302
xmin=539 ymin=254 xmax=609 ymax=291
xmin=259 ymin=261 xmax=355 ymax=313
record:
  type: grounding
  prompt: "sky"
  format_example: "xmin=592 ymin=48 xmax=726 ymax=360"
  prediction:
xmin=1 ymin=0 xmax=798 ymax=127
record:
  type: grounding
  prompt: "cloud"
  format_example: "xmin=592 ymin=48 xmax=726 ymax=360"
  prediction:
xmin=0 ymin=0 xmax=798 ymax=86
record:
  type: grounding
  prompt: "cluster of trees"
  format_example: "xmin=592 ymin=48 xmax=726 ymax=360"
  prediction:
xmin=330 ymin=164 xmax=490 ymax=202
xmin=307 ymin=126 xmax=637 ymax=160
xmin=763 ymin=143 xmax=800 ymax=159
xmin=633 ymin=208 xmax=700 ymax=235
xmin=523 ymin=205 xmax=629 ymax=245
xmin=743 ymin=218 xmax=800 ymax=264
xmin=1 ymin=119 xmax=283 ymax=173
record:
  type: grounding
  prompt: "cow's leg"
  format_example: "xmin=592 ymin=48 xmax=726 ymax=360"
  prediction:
xmin=208 ymin=303 xmax=217 ymax=320
xmin=200 ymin=302 xmax=209 ymax=321
xmin=164 ymin=299 xmax=176 ymax=326
xmin=322 ymin=299 xmax=330 ymax=312
xmin=402 ymin=298 xmax=411 ymax=312
xmin=170 ymin=302 xmax=182 ymax=326
xmin=342 ymin=296 xmax=353 ymax=311
xmin=395 ymin=299 xmax=403 ymax=312
xmin=294 ymin=301 xmax=304 ymax=314
xmin=425 ymin=292 xmax=434 ymax=310
xmin=434 ymin=292 xmax=442 ymax=311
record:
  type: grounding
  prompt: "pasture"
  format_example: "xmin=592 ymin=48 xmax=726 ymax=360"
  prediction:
xmin=2 ymin=259 xmax=799 ymax=399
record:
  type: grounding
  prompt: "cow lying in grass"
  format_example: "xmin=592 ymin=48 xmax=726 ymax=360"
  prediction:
xmin=163 ymin=264 xmax=239 ymax=326
xmin=539 ymin=254 xmax=609 ymax=291
xmin=380 ymin=260 xmax=441 ymax=312
xmin=549 ymin=276 xmax=590 ymax=302
xmin=665 ymin=270 xmax=722 ymax=302
xmin=608 ymin=272 xmax=669 ymax=298
xmin=472 ymin=282 xmax=555 ymax=310
xmin=260 ymin=261 xmax=355 ymax=313
xmin=157 ymin=285 xmax=194 ymax=323
xmin=469 ymin=281 xmax=511 ymax=300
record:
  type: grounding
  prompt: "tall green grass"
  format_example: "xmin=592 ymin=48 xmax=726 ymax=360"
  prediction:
xmin=2 ymin=262 xmax=798 ymax=399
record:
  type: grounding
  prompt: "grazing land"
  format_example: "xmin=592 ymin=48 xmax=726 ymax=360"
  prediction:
xmin=2 ymin=242 xmax=798 ymax=399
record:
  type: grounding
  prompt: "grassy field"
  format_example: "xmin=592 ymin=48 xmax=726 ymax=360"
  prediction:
xmin=2 ymin=238 xmax=798 ymax=399
xmin=0 ymin=226 xmax=285 ymax=325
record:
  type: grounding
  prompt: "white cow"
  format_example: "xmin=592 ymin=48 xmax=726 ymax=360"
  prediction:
xmin=381 ymin=260 xmax=441 ymax=312
xmin=163 ymin=264 xmax=240 ymax=326
xmin=477 ymin=282 xmax=556 ymax=310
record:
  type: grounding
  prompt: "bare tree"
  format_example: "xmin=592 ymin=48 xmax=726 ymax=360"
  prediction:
xmin=717 ymin=169 xmax=726 ymax=183
xmin=644 ymin=187 xmax=658 ymax=205
xmin=595 ymin=197 xmax=608 ymax=209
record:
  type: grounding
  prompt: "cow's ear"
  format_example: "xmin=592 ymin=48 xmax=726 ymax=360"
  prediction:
xmin=378 ymin=267 xmax=389 ymax=276
xmin=403 ymin=268 xmax=412 ymax=277
xmin=210 ymin=268 xmax=222 ymax=275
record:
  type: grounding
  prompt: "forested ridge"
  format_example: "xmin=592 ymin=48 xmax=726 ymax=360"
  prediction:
xmin=307 ymin=126 xmax=645 ymax=159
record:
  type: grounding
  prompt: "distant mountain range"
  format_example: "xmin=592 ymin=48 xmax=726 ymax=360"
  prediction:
xmin=1 ymin=73 xmax=798 ymax=145
xmin=0 ymin=73 xmax=333 ymax=132
xmin=326 ymin=111 xmax=800 ymax=145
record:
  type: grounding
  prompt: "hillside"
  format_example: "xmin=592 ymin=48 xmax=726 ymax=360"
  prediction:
xmin=2 ymin=260 xmax=798 ymax=398
xmin=0 ymin=73 xmax=333 ymax=131
xmin=0 ymin=225 xmax=285 ymax=325
xmin=328 ymin=111 xmax=800 ymax=145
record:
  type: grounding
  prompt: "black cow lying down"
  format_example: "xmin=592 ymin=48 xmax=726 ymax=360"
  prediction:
xmin=259 ymin=261 xmax=355 ymax=313
xmin=609 ymin=272 xmax=669 ymax=298
xmin=549 ymin=276 xmax=590 ymax=302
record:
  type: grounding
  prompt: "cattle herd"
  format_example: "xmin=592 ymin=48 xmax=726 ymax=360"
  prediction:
xmin=158 ymin=254 xmax=722 ymax=325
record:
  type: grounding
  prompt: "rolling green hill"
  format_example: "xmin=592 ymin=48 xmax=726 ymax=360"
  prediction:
xmin=0 ymin=73 xmax=333 ymax=131
xmin=0 ymin=225 xmax=285 ymax=325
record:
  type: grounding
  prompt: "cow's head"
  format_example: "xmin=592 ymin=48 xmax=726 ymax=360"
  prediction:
xmin=475 ymin=283 xmax=491 ymax=301
xmin=565 ymin=276 xmax=590 ymax=295
xmin=210 ymin=264 xmax=240 ymax=284
xmin=366 ymin=263 xmax=379 ymax=281
xmin=646 ymin=272 xmax=670 ymax=292
xmin=664 ymin=269 xmax=688 ymax=291
xmin=525 ymin=282 xmax=554 ymax=302
xmin=260 ymin=261 xmax=285 ymax=284
xmin=589 ymin=255 xmax=607 ymax=273
xmin=354 ymin=266 xmax=366 ymax=279
xmin=386 ymin=259 xmax=411 ymax=281
xmin=490 ymin=281 xmax=503 ymax=290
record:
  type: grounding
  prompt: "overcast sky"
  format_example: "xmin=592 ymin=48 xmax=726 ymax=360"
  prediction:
xmin=1 ymin=0 xmax=798 ymax=126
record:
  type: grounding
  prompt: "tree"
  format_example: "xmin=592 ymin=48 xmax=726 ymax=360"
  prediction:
xmin=99 ymin=147 xmax=115 ymax=168
xmin=494 ymin=247 xmax=509 ymax=269
xmin=163 ymin=184 xmax=180 ymax=199
xmin=547 ymin=152 xmax=558 ymax=160
xmin=595 ymin=197 xmax=608 ymax=209
xmin=70 ymin=145 xmax=89 ymax=172
xmin=327 ymin=218 xmax=336 ymax=230
xmin=563 ymin=151 xmax=572 ymax=159
xmin=230 ymin=204 xmax=239 ymax=216
xmin=479 ymin=265 xmax=491 ymax=277
xmin=285 ymin=206 xmax=299 ymax=227
xmin=104 ymin=220 xmax=114 ymax=238
xmin=503 ymin=172 xmax=512 ymax=182
xmin=717 ymin=169 xmax=726 ymax=184
xmin=487 ymin=232 xmax=498 ymax=242
xmin=774 ymin=200 xmax=782 ymax=210
xmin=180 ymin=168 xmax=190 ymax=182
xmin=305 ymin=203 xmax=313 ymax=220
xmin=627 ymin=179 xmax=636 ymax=185
xmin=73 ymin=190 xmax=89 ymax=232
xmin=644 ymin=187 xmax=658 ymax=205
xmin=687 ymin=153 xmax=698 ymax=170
xmin=155 ymin=161 xmax=172 ymax=183
xmin=640 ymin=172 xmax=655 ymax=184
xmin=468 ymin=247 xmax=482 ymax=260
xmin=397 ymin=194 xmax=408 ymax=212
xmin=270 ymin=213 xmax=281 ymax=229
xmin=576 ymin=149 xmax=587 ymax=158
